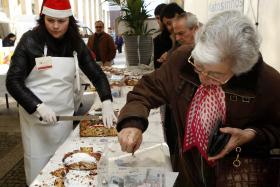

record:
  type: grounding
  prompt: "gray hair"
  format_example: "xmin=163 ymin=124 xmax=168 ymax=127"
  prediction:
xmin=192 ymin=10 xmax=260 ymax=75
xmin=175 ymin=12 xmax=199 ymax=29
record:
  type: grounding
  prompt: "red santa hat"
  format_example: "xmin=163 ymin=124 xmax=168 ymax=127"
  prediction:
xmin=41 ymin=0 xmax=72 ymax=18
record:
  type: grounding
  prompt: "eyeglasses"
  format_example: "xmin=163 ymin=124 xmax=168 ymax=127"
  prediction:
xmin=95 ymin=26 xmax=103 ymax=28
xmin=187 ymin=55 xmax=231 ymax=84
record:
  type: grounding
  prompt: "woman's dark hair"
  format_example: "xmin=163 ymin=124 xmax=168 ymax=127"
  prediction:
xmin=2 ymin=33 xmax=16 ymax=47
xmin=160 ymin=3 xmax=184 ymax=21
xmin=36 ymin=15 xmax=82 ymax=52
xmin=154 ymin=3 xmax=167 ymax=16
xmin=6 ymin=33 xmax=16 ymax=39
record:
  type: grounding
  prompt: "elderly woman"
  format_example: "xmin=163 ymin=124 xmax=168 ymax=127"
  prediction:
xmin=117 ymin=11 xmax=280 ymax=186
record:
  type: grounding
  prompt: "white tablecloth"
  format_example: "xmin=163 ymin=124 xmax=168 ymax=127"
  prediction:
xmin=30 ymin=90 xmax=170 ymax=187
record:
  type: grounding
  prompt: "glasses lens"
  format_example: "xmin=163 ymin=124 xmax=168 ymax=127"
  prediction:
xmin=188 ymin=56 xmax=226 ymax=84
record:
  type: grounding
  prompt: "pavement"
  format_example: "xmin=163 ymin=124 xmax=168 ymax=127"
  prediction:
xmin=0 ymin=99 xmax=26 ymax=187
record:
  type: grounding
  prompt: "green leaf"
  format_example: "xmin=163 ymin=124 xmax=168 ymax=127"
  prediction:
xmin=107 ymin=0 xmax=155 ymax=35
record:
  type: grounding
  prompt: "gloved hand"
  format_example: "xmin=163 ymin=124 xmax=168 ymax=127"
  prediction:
xmin=102 ymin=100 xmax=117 ymax=128
xmin=36 ymin=103 xmax=57 ymax=125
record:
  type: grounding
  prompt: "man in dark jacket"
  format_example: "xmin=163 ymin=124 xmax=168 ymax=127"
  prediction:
xmin=115 ymin=34 xmax=123 ymax=53
xmin=87 ymin=20 xmax=116 ymax=66
xmin=153 ymin=3 xmax=185 ymax=157
xmin=117 ymin=11 xmax=280 ymax=186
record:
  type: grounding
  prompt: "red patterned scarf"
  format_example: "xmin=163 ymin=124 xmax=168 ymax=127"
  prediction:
xmin=183 ymin=85 xmax=226 ymax=164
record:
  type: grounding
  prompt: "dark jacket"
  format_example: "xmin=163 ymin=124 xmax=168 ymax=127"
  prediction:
xmin=153 ymin=29 xmax=172 ymax=69
xmin=117 ymin=45 xmax=280 ymax=186
xmin=87 ymin=32 xmax=116 ymax=63
xmin=6 ymin=29 xmax=112 ymax=114
xmin=115 ymin=35 xmax=123 ymax=46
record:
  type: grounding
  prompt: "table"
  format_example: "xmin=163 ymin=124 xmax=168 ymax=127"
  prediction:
xmin=30 ymin=90 xmax=171 ymax=187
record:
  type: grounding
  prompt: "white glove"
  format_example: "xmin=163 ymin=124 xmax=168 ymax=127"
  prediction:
xmin=102 ymin=100 xmax=117 ymax=128
xmin=36 ymin=103 xmax=57 ymax=125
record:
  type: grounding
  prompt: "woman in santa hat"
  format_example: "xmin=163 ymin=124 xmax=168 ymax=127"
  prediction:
xmin=6 ymin=0 xmax=116 ymax=185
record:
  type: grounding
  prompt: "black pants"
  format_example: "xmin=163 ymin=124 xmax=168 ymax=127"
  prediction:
xmin=163 ymin=106 xmax=177 ymax=155
xmin=117 ymin=45 xmax=122 ymax=53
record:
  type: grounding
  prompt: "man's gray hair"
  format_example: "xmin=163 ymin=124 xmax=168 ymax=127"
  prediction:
xmin=192 ymin=11 xmax=260 ymax=75
xmin=175 ymin=12 xmax=199 ymax=29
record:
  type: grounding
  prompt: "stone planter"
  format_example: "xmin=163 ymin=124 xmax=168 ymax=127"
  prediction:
xmin=123 ymin=35 xmax=153 ymax=66
xmin=123 ymin=35 xmax=139 ymax=66
xmin=139 ymin=35 xmax=152 ymax=65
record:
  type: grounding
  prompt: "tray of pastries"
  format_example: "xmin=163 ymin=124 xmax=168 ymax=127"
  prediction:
xmin=62 ymin=147 xmax=101 ymax=170
xmin=80 ymin=118 xmax=117 ymax=137
xmin=52 ymin=147 xmax=101 ymax=187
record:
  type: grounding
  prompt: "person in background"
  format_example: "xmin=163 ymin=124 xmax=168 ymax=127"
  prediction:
xmin=117 ymin=11 xmax=280 ymax=186
xmin=153 ymin=3 xmax=169 ymax=69
xmin=87 ymin=21 xmax=116 ymax=66
xmin=158 ymin=11 xmax=201 ymax=157
xmin=154 ymin=3 xmax=167 ymax=32
xmin=2 ymin=33 xmax=16 ymax=47
xmin=156 ymin=3 xmax=185 ymax=65
xmin=153 ymin=2 xmax=184 ymax=158
xmin=6 ymin=0 xmax=116 ymax=185
xmin=115 ymin=34 xmax=124 ymax=53
xmin=173 ymin=12 xmax=199 ymax=47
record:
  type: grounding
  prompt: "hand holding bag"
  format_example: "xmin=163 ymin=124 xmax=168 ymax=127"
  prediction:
xmin=207 ymin=120 xmax=231 ymax=157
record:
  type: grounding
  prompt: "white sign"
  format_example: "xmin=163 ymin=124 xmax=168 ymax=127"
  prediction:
xmin=208 ymin=0 xmax=244 ymax=18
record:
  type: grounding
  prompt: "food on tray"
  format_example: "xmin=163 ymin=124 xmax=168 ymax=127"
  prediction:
xmin=64 ymin=170 xmax=95 ymax=187
xmin=54 ymin=177 xmax=64 ymax=187
xmin=51 ymin=167 xmax=69 ymax=178
xmin=88 ymin=85 xmax=96 ymax=92
xmin=62 ymin=149 xmax=101 ymax=170
xmin=80 ymin=147 xmax=93 ymax=154
xmin=80 ymin=118 xmax=117 ymax=137
xmin=102 ymin=66 xmax=124 ymax=75
xmin=124 ymin=75 xmax=141 ymax=86
xmin=110 ymin=80 xmax=123 ymax=87
xmin=125 ymin=78 xmax=138 ymax=86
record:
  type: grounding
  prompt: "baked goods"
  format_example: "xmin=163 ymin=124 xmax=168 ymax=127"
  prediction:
xmin=80 ymin=147 xmax=93 ymax=154
xmin=124 ymin=75 xmax=141 ymax=86
xmin=54 ymin=177 xmax=64 ymax=187
xmin=52 ymin=147 xmax=100 ymax=187
xmin=64 ymin=170 xmax=95 ymax=187
xmin=51 ymin=167 xmax=69 ymax=178
xmin=80 ymin=118 xmax=117 ymax=137
xmin=62 ymin=149 xmax=101 ymax=170
xmin=125 ymin=78 xmax=138 ymax=86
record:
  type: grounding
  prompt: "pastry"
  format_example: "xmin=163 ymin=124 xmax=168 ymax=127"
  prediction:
xmin=51 ymin=167 xmax=69 ymax=178
xmin=54 ymin=177 xmax=64 ymax=187
xmin=62 ymin=150 xmax=101 ymax=170
xmin=63 ymin=170 xmax=95 ymax=187
xmin=80 ymin=118 xmax=117 ymax=137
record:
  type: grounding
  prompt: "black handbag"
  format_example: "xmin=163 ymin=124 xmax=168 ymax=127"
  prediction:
xmin=207 ymin=120 xmax=231 ymax=157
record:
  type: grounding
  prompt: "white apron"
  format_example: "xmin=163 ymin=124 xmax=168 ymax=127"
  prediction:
xmin=19 ymin=47 xmax=79 ymax=185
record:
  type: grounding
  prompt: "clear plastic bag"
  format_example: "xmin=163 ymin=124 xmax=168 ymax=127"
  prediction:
xmin=96 ymin=143 xmax=178 ymax=187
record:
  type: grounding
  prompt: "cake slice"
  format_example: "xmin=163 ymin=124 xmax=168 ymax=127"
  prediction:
xmin=80 ymin=118 xmax=117 ymax=137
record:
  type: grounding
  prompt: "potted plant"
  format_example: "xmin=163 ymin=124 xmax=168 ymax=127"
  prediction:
xmin=107 ymin=0 xmax=155 ymax=66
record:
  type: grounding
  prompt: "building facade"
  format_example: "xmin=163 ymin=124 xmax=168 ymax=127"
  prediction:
xmin=0 ymin=0 xmax=121 ymax=40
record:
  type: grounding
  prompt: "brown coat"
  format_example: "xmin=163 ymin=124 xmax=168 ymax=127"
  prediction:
xmin=117 ymin=45 xmax=280 ymax=186
xmin=87 ymin=32 xmax=116 ymax=63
